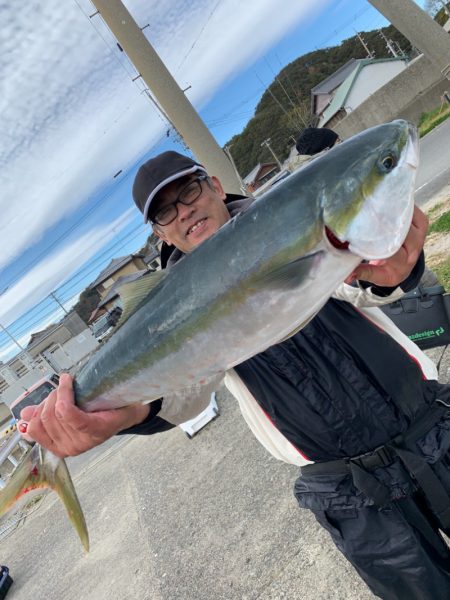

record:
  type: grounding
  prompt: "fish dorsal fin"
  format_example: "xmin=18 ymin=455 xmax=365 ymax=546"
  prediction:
xmin=117 ymin=270 xmax=166 ymax=326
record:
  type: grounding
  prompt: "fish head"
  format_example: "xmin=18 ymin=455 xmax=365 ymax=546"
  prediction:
xmin=320 ymin=120 xmax=418 ymax=260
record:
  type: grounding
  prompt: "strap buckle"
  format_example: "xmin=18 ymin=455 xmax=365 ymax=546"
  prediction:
xmin=351 ymin=444 xmax=393 ymax=470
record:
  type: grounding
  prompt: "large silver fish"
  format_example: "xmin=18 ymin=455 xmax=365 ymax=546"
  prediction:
xmin=0 ymin=120 xmax=419 ymax=550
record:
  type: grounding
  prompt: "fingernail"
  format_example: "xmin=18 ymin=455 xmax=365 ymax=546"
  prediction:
xmin=18 ymin=421 xmax=28 ymax=433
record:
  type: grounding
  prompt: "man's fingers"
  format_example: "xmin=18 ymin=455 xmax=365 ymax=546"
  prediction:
xmin=25 ymin=402 xmax=63 ymax=456
xmin=54 ymin=373 xmax=75 ymax=419
xmin=400 ymin=206 xmax=428 ymax=262
xmin=18 ymin=370 xmax=150 ymax=457
xmin=20 ymin=405 xmax=39 ymax=422
xmin=411 ymin=205 xmax=429 ymax=233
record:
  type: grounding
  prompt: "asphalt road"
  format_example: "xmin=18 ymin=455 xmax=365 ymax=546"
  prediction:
xmin=1 ymin=386 xmax=378 ymax=600
xmin=415 ymin=118 xmax=450 ymax=206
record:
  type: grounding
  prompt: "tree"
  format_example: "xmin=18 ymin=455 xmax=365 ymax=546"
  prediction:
xmin=72 ymin=288 xmax=101 ymax=324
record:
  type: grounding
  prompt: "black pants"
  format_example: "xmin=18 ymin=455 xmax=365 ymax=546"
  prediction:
xmin=294 ymin=457 xmax=450 ymax=600
xmin=313 ymin=497 xmax=450 ymax=600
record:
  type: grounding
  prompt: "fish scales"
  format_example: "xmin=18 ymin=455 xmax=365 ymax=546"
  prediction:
xmin=74 ymin=120 xmax=418 ymax=412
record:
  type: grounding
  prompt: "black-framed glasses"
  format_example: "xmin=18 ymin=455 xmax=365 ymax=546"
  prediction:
xmin=151 ymin=175 xmax=209 ymax=226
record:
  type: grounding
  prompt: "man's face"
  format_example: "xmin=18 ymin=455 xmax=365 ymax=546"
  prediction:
xmin=152 ymin=174 xmax=230 ymax=254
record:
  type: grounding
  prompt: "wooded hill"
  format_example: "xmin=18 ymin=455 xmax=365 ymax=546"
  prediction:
xmin=225 ymin=25 xmax=414 ymax=178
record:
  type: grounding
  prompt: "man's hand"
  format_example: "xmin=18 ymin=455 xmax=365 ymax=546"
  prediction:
xmin=345 ymin=205 xmax=428 ymax=287
xmin=19 ymin=373 xmax=150 ymax=458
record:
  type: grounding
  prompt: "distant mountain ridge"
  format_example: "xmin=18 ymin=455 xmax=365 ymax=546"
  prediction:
xmin=224 ymin=25 xmax=414 ymax=177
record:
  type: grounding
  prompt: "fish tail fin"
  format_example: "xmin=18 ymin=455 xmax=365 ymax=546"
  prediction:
xmin=0 ymin=442 xmax=89 ymax=551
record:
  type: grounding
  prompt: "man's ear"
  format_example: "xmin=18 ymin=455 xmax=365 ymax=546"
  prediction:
xmin=209 ymin=175 xmax=227 ymax=200
xmin=152 ymin=224 xmax=172 ymax=246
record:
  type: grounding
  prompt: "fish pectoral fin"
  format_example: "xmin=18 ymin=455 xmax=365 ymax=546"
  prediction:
xmin=251 ymin=252 xmax=321 ymax=290
xmin=158 ymin=374 xmax=224 ymax=425
xmin=0 ymin=443 xmax=89 ymax=552
xmin=117 ymin=270 xmax=167 ymax=326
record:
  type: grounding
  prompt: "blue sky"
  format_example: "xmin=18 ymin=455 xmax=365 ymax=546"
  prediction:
xmin=0 ymin=0 xmax=427 ymax=361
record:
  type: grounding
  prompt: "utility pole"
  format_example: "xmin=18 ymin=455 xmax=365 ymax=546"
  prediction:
xmin=438 ymin=0 xmax=450 ymax=17
xmin=90 ymin=0 xmax=241 ymax=194
xmin=355 ymin=31 xmax=375 ymax=59
xmin=49 ymin=292 xmax=69 ymax=316
xmin=223 ymin=145 xmax=248 ymax=195
xmin=260 ymin=139 xmax=283 ymax=170
xmin=0 ymin=323 xmax=36 ymax=369
xmin=378 ymin=29 xmax=399 ymax=57
xmin=368 ymin=0 xmax=450 ymax=80
xmin=0 ymin=323 xmax=26 ymax=353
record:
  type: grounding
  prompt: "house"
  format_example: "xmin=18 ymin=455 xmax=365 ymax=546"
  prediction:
xmin=243 ymin=162 xmax=279 ymax=193
xmin=89 ymin=253 xmax=149 ymax=298
xmin=312 ymin=57 xmax=409 ymax=129
xmin=88 ymin=246 xmax=162 ymax=333
xmin=311 ymin=58 xmax=361 ymax=122
xmin=143 ymin=233 xmax=163 ymax=271
xmin=0 ymin=311 xmax=98 ymax=405
xmin=88 ymin=269 xmax=151 ymax=324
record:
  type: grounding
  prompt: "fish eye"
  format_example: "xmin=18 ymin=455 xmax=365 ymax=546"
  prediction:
xmin=379 ymin=153 xmax=397 ymax=172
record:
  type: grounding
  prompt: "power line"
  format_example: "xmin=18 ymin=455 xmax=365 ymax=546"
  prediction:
xmin=74 ymin=0 xmax=173 ymax=131
xmin=176 ymin=0 xmax=222 ymax=72
xmin=254 ymin=72 xmax=292 ymax=118
xmin=314 ymin=5 xmax=372 ymax=49
xmin=2 ymin=223 xmax=148 ymax=337
xmin=0 ymin=169 xmax=138 ymax=293
xmin=54 ymin=225 xmax=148 ymax=296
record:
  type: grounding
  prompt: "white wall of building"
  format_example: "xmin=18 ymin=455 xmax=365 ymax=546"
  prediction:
xmin=346 ymin=61 xmax=407 ymax=111
xmin=61 ymin=331 xmax=99 ymax=365
xmin=0 ymin=328 xmax=98 ymax=405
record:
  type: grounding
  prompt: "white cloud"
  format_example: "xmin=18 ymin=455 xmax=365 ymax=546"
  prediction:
xmin=0 ymin=0 xmax=332 ymax=350
xmin=0 ymin=209 xmax=137 ymax=328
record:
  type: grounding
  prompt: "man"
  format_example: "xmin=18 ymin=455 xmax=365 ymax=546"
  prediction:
xmin=20 ymin=151 xmax=450 ymax=599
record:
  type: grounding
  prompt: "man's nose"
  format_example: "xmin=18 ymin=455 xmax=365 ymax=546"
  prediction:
xmin=177 ymin=200 xmax=195 ymax=221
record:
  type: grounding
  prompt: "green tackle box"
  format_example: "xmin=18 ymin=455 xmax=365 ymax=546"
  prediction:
xmin=380 ymin=285 xmax=450 ymax=349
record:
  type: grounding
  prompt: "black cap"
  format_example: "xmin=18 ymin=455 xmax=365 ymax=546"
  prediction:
xmin=295 ymin=127 xmax=339 ymax=156
xmin=132 ymin=151 xmax=206 ymax=223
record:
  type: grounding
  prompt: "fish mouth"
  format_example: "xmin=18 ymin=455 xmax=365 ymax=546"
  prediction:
xmin=325 ymin=227 xmax=350 ymax=251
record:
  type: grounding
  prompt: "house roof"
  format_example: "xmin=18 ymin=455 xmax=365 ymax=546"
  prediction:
xmin=243 ymin=162 xmax=277 ymax=185
xmin=97 ymin=269 xmax=150 ymax=310
xmin=311 ymin=58 xmax=360 ymax=96
xmin=89 ymin=254 xmax=145 ymax=289
xmin=319 ymin=57 xmax=407 ymax=126
xmin=26 ymin=311 xmax=78 ymax=349
xmin=243 ymin=163 xmax=261 ymax=185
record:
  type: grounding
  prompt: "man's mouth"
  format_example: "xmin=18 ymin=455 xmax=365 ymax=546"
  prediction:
xmin=186 ymin=218 xmax=207 ymax=236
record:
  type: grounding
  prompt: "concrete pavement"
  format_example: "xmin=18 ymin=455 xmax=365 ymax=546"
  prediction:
xmin=2 ymin=174 xmax=450 ymax=600
xmin=0 ymin=385 xmax=377 ymax=600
